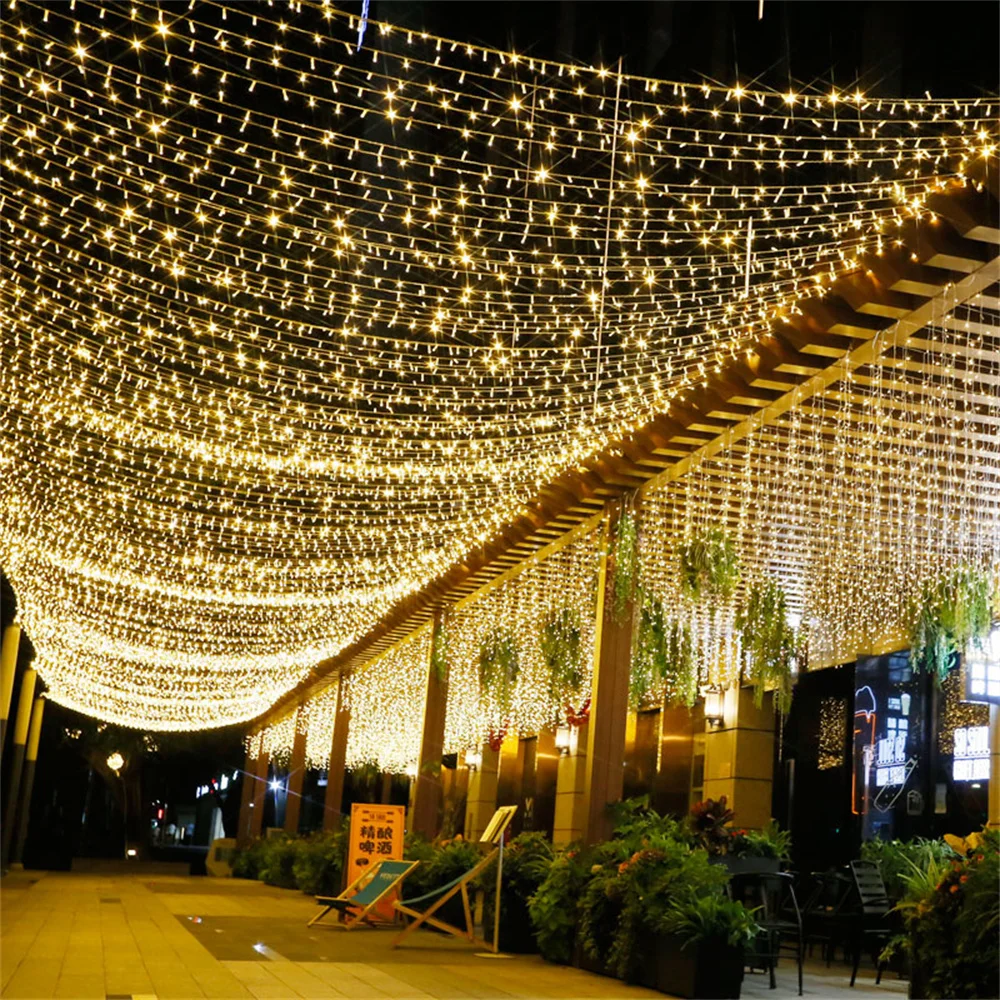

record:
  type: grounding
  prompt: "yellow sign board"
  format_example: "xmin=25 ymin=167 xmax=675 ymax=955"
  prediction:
xmin=346 ymin=803 xmax=405 ymax=918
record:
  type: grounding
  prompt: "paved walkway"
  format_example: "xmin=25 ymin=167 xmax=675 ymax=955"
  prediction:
xmin=1 ymin=862 xmax=908 ymax=1000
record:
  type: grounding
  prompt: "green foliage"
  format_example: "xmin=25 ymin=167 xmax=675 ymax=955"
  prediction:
xmin=908 ymin=566 xmax=995 ymax=685
xmin=528 ymin=850 xmax=589 ymax=963
xmin=630 ymin=596 xmax=696 ymax=709
xmin=256 ymin=834 xmax=300 ymax=889
xmin=735 ymin=577 xmax=798 ymax=714
xmin=677 ymin=527 xmax=740 ymax=601
xmin=230 ymin=838 xmax=268 ymax=880
xmin=540 ymin=607 xmax=584 ymax=700
xmin=402 ymin=836 xmax=480 ymax=904
xmin=478 ymin=627 xmax=520 ymax=712
xmin=892 ymin=829 xmax=999 ymax=999
xmin=611 ymin=507 xmax=638 ymax=622
xmin=686 ymin=795 xmax=735 ymax=855
xmin=607 ymin=796 xmax=692 ymax=852
xmin=657 ymin=894 xmax=761 ymax=949
xmin=291 ymin=829 xmax=350 ymax=896
xmin=581 ymin=840 xmax=731 ymax=981
xmin=861 ymin=836 xmax=957 ymax=902
xmin=431 ymin=622 xmax=448 ymax=682
xmin=481 ymin=832 xmax=555 ymax=953
xmin=729 ymin=821 xmax=792 ymax=861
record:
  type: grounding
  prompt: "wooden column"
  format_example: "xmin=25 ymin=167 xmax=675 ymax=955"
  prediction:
xmin=284 ymin=721 xmax=307 ymax=834
xmin=583 ymin=506 xmax=635 ymax=844
xmin=0 ymin=623 xmax=20 ymax=759
xmin=1 ymin=668 xmax=37 ymax=869
xmin=11 ymin=697 xmax=45 ymax=865
xmin=411 ymin=618 xmax=448 ymax=839
xmin=323 ymin=675 xmax=350 ymax=830
xmin=236 ymin=742 xmax=257 ymax=847
xmin=248 ymin=749 xmax=269 ymax=840
xmin=703 ymin=685 xmax=775 ymax=830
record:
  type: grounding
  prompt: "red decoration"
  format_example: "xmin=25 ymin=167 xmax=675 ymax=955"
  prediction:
xmin=487 ymin=722 xmax=509 ymax=751
xmin=565 ymin=698 xmax=591 ymax=727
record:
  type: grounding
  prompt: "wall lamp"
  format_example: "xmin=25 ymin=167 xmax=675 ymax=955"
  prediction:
xmin=464 ymin=748 xmax=482 ymax=771
xmin=703 ymin=687 xmax=726 ymax=729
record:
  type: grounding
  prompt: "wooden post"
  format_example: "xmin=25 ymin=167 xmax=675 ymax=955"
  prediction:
xmin=323 ymin=675 xmax=350 ymax=830
xmin=248 ymin=747 xmax=269 ymax=840
xmin=236 ymin=742 xmax=256 ymax=847
xmin=284 ymin=721 xmax=307 ymax=834
xmin=1 ymin=668 xmax=36 ymax=869
xmin=11 ymin=697 xmax=45 ymax=866
xmin=0 ymin=623 xmax=20 ymax=759
xmin=583 ymin=505 xmax=635 ymax=843
xmin=411 ymin=616 xmax=448 ymax=839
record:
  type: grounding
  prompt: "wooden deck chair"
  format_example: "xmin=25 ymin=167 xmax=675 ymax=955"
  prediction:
xmin=308 ymin=859 xmax=419 ymax=929
xmin=391 ymin=849 xmax=496 ymax=947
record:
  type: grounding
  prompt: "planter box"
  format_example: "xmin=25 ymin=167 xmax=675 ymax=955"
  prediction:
xmin=572 ymin=940 xmax=615 ymax=979
xmin=637 ymin=934 xmax=744 ymax=999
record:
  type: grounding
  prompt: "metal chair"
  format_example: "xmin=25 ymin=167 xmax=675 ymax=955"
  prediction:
xmin=800 ymin=869 xmax=855 ymax=965
xmin=848 ymin=859 xmax=891 ymax=988
xmin=730 ymin=870 xmax=804 ymax=995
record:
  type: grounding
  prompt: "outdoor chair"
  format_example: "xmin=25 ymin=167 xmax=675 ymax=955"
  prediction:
xmin=308 ymin=858 xmax=419 ymax=929
xmin=729 ymin=870 xmax=804 ymax=995
xmin=799 ymin=869 xmax=855 ymax=965
xmin=848 ymin=859 xmax=891 ymax=988
xmin=392 ymin=847 xmax=498 ymax=948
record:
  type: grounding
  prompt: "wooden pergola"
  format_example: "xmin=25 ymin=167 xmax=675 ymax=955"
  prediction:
xmin=255 ymin=167 xmax=998 ymax=731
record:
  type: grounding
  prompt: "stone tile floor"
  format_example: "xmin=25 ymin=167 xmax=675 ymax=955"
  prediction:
xmin=1 ymin=862 xmax=908 ymax=999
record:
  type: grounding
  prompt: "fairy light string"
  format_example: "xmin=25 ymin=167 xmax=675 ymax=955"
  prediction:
xmin=0 ymin=0 xmax=995 ymax=730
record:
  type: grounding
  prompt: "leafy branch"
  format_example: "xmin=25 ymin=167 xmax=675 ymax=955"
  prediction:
xmin=735 ymin=577 xmax=797 ymax=714
xmin=479 ymin=627 xmax=520 ymax=713
xmin=677 ymin=527 xmax=740 ymax=601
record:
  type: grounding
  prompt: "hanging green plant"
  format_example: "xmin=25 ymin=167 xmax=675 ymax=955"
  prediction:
xmin=735 ymin=578 xmax=797 ymax=714
xmin=629 ymin=595 xmax=697 ymax=709
xmin=479 ymin=627 xmax=520 ymax=712
xmin=431 ymin=622 xmax=448 ymax=682
xmin=540 ymin=606 xmax=584 ymax=701
xmin=908 ymin=566 xmax=994 ymax=686
xmin=677 ymin=527 xmax=740 ymax=600
xmin=611 ymin=507 xmax=638 ymax=622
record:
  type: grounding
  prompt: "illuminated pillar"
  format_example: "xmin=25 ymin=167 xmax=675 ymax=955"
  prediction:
xmin=988 ymin=705 xmax=1000 ymax=829
xmin=0 ymin=623 xmax=20 ymax=759
xmin=463 ymin=744 xmax=499 ymax=841
xmin=702 ymin=685 xmax=775 ymax=830
xmin=1 ymin=668 xmax=36 ymax=869
xmin=411 ymin=617 xmax=448 ymax=840
xmin=583 ymin=507 xmax=634 ymax=844
xmin=553 ymin=722 xmax=588 ymax=846
xmin=323 ymin=676 xmax=350 ymax=831
xmin=284 ymin=722 xmax=307 ymax=834
xmin=248 ymin=747 xmax=269 ymax=841
xmin=11 ymin=697 xmax=45 ymax=866
xmin=236 ymin=743 xmax=256 ymax=848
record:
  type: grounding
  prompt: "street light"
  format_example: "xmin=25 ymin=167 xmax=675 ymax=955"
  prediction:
xmin=106 ymin=751 xmax=125 ymax=773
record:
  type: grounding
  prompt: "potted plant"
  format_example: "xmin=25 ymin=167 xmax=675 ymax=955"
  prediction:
xmin=642 ymin=894 xmax=759 ymax=999
xmin=677 ymin=527 xmax=740 ymax=601
xmin=724 ymin=821 xmax=792 ymax=875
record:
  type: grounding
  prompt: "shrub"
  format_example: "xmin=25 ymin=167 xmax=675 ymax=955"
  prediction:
xmin=528 ymin=850 xmax=589 ymax=964
xmin=657 ymin=894 xmax=760 ymax=949
xmin=861 ymin=836 xmax=957 ymax=902
xmin=292 ymin=829 xmax=349 ymax=896
xmin=400 ymin=836 xmax=481 ymax=930
xmin=893 ymin=829 xmax=999 ymax=999
xmin=257 ymin=835 xmax=300 ymax=889
xmin=230 ymin=839 xmax=267 ymax=880
xmin=481 ymin=832 xmax=554 ymax=953
xmin=729 ymin=820 xmax=792 ymax=861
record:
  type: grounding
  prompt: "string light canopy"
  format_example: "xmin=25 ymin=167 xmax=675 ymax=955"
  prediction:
xmin=1 ymin=0 xmax=996 ymax=730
